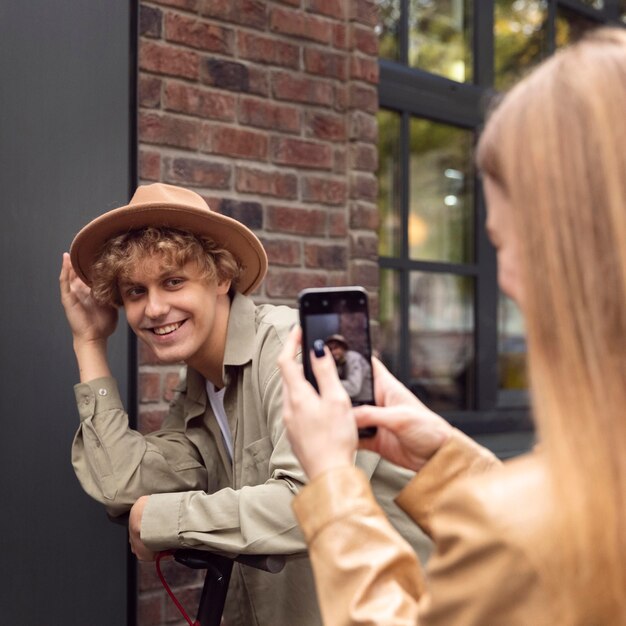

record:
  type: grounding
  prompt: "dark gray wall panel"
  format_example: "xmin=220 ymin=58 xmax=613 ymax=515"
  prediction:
xmin=0 ymin=2 xmax=133 ymax=624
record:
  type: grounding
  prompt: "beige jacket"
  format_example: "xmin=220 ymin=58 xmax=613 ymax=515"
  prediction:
xmin=71 ymin=293 xmax=431 ymax=626
xmin=294 ymin=430 xmax=564 ymax=625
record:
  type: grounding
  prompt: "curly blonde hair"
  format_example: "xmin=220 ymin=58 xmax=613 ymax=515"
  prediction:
xmin=90 ymin=227 xmax=242 ymax=306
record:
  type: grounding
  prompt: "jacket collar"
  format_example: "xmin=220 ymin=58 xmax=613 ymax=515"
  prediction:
xmin=182 ymin=291 xmax=256 ymax=420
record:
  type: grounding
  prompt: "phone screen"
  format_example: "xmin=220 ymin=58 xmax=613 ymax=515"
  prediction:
xmin=298 ymin=287 xmax=376 ymax=437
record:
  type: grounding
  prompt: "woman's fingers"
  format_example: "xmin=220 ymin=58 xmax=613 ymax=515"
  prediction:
xmin=309 ymin=342 xmax=347 ymax=399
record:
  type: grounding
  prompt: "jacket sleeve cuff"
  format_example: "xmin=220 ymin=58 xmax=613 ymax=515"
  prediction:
xmin=292 ymin=466 xmax=381 ymax=542
xmin=140 ymin=492 xmax=186 ymax=552
xmin=74 ymin=377 xmax=124 ymax=421
xmin=395 ymin=429 xmax=500 ymax=536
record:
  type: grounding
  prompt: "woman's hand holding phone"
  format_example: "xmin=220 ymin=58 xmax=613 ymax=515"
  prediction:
xmin=279 ymin=326 xmax=358 ymax=480
xmin=355 ymin=358 xmax=453 ymax=472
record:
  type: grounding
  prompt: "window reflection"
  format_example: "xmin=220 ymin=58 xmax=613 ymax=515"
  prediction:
xmin=409 ymin=272 xmax=474 ymax=410
xmin=498 ymin=293 xmax=528 ymax=404
xmin=377 ymin=110 xmax=402 ymax=257
xmin=379 ymin=269 xmax=401 ymax=376
xmin=494 ymin=0 xmax=548 ymax=91
xmin=376 ymin=0 xmax=401 ymax=62
xmin=408 ymin=0 xmax=473 ymax=83
xmin=409 ymin=118 xmax=474 ymax=263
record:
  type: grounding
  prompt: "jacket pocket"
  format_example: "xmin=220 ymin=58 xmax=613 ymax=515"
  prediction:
xmin=241 ymin=436 xmax=273 ymax=486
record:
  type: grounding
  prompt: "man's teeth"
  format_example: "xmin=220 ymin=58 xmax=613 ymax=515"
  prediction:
xmin=153 ymin=322 xmax=182 ymax=336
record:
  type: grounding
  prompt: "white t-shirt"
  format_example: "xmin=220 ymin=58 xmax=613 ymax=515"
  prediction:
xmin=205 ymin=381 xmax=233 ymax=463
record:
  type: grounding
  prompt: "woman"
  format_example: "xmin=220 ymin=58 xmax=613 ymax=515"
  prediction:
xmin=279 ymin=27 xmax=626 ymax=625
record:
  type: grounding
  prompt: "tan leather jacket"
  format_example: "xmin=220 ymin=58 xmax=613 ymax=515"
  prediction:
xmin=293 ymin=430 xmax=563 ymax=625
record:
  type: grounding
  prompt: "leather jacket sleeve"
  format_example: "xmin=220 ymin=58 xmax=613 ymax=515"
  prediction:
xmin=292 ymin=430 xmax=549 ymax=625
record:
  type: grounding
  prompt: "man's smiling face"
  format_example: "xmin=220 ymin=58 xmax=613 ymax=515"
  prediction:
xmin=119 ymin=254 xmax=230 ymax=367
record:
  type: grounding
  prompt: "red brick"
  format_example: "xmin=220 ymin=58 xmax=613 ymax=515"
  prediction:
xmin=139 ymin=75 xmax=162 ymax=108
xmin=302 ymin=175 xmax=347 ymax=205
xmin=272 ymin=71 xmax=334 ymax=106
xmin=307 ymin=0 xmax=346 ymax=19
xmin=164 ymin=371 xmax=182 ymax=402
xmin=164 ymin=81 xmax=236 ymax=121
xmin=349 ymin=83 xmax=378 ymax=114
xmin=217 ymin=199 xmax=263 ymax=229
xmin=305 ymin=111 xmax=347 ymax=142
xmin=334 ymin=146 xmax=348 ymax=173
xmin=349 ymin=260 xmax=379 ymax=288
xmin=201 ymin=58 xmax=250 ymax=92
xmin=351 ymin=0 xmax=379 ymax=27
xmin=149 ymin=0 xmax=199 ymax=10
xmin=200 ymin=0 xmax=267 ymax=29
xmin=139 ymin=149 xmax=161 ymax=181
xmin=333 ymin=23 xmax=349 ymax=50
xmin=138 ymin=409 xmax=168 ymax=435
xmin=350 ymin=173 xmax=378 ymax=201
xmin=164 ymin=13 xmax=235 ymax=54
xmin=236 ymin=167 xmax=298 ymax=199
xmin=350 ymin=232 xmax=379 ymax=260
xmin=266 ymin=205 xmax=327 ymax=235
xmin=238 ymin=32 xmax=299 ymax=69
xmin=334 ymin=83 xmax=349 ymax=112
xmin=271 ymin=137 xmax=333 ymax=169
xmin=137 ymin=592 xmax=164 ymax=626
xmin=350 ymin=201 xmax=379 ymax=230
xmin=139 ymin=372 xmax=161 ymax=403
xmin=139 ymin=40 xmax=200 ymax=80
xmin=239 ymin=97 xmax=300 ymax=133
xmin=164 ymin=156 xmax=232 ymax=188
xmin=305 ymin=243 xmax=347 ymax=269
xmin=350 ymin=143 xmax=378 ymax=172
xmin=265 ymin=269 xmax=329 ymax=298
xmin=260 ymin=237 xmax=301 ymax=266
xmin=247 ymin=65 xmax=270 ymax=96
xmin=351 ymin=23 xmax=379 ymax=56
xmin=140 ymin=5 xmax=162 ymax=38
xmin=350 ymin=55 xmax=379 ymax=83
xmin=270 ymin=7 xmax=332 ymax=44
xmin=304 ymin=48 xmax=348 ymax=80
xmin=202 ymin=125 xmax=268 ymax=160
xmin=328 ymin=209 xmax=348 ymax=237
xmin=349 ymin=111 xmax=378 ymax=142
xmin=139 ymin=111 xmax=201 ymax=150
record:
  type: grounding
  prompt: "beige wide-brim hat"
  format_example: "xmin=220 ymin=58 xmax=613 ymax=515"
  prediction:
xmin=70 ymin=183 xmax=268 ymax=295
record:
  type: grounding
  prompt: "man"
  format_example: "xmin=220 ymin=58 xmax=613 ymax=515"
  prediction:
xmin=325 ymin=334 xmax=374 ymax=404
xmin=60 ymin=183 xmax=431 ymax=626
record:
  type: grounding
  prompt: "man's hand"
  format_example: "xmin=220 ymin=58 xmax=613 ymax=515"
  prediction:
xmin=59 ymin=252 xmax=118 ymax=345
xmin=129 ymin=496 xmax=156 ymax=561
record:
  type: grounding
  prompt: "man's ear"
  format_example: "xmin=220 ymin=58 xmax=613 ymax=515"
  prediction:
xmin=217 ymin=278 xmax=232 ymax=295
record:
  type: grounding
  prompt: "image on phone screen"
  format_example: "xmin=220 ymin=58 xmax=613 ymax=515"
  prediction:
xmin=298 ymin=288 xmax=377 ymax=437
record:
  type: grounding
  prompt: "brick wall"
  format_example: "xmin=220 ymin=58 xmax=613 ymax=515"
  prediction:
xmin=136 ymin=1 xmax=380 ymax=623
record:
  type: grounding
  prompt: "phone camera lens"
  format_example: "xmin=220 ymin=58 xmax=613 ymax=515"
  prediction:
xmin=322 ymin=299 xmax=328 ymax=306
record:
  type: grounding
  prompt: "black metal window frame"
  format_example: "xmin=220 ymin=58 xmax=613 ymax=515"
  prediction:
xmin=378 ymin=0 xmax=622 ymax=436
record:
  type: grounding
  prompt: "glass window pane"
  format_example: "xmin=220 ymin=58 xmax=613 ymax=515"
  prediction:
xmin=408 ymin=118 xmax=474 ymax=263
xmin=408 ymin=0 xmax=473 ymax=83
xmin=378 ymin=269 xmax=402 ymax=376
xmin=377 ymin=110 xmax=402 ymax=257
xmin=556 ymin=8 xmax=598 ymax=48
xmin=494 ymin=0 xmax=549 ymax=92
xmin=376 ymin=0 xmax=401 ymax=62
xmin=408 ymin=272 xmax=474 ymax=410
xmin=498 ymin=292 xmax=528 ymax=404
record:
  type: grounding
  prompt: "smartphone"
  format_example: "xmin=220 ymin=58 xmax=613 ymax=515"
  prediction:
xmin=298 ymin=286 xmax=377 ymax=438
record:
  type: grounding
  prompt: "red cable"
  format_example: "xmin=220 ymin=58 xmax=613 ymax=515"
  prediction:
xmin=155 ymin=552 xmax=201 ymax=626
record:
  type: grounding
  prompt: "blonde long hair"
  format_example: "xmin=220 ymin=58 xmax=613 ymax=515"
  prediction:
xmin=477 ymin=28 xmax=626 ymax=623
